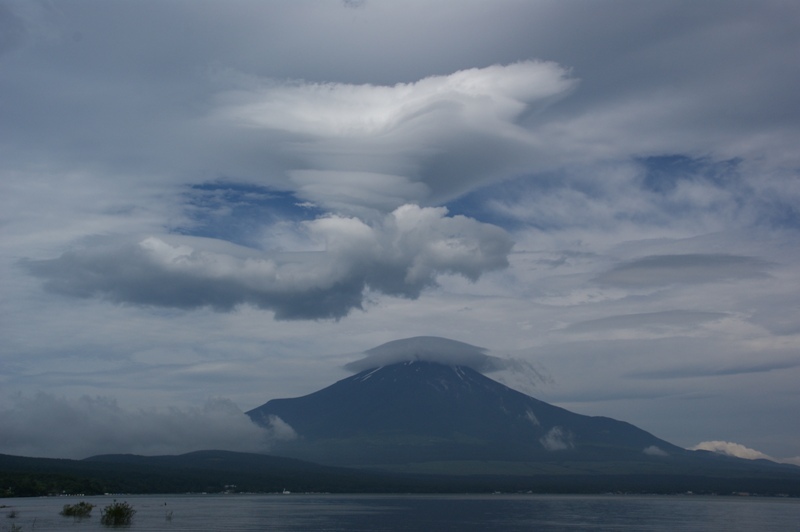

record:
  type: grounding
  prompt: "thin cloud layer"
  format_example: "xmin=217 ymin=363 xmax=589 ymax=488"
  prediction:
xmin=595 ymin=254 xmax=772 ymax=288
xmin=562 ymin=310 xmax=729 ymax=334
xmin=22 ymin=205 xmax=512 ymax=320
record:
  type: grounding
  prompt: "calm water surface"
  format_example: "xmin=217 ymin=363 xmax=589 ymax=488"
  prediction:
xmin=2 ymin=493 xmax=798 ymax=531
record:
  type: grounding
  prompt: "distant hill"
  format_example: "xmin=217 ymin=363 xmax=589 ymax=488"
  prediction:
xmin=0 ymin=450 xmax=419 ymax=496
xmin=3 ymin=449 xmax=800 ymax=497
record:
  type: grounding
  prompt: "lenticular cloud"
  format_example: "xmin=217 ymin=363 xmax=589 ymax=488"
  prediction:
xmin=22 ymin=205 xmax=512 ymax=320
xmin=214 ymin=61 xmax=577 ymax=213
xmin=217 ymin=61 xmax=573 ymax=138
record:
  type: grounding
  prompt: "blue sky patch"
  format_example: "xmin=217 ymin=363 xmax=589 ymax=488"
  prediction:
xmin=638 ymin=155 xmax=740 ymax=193
xmin=176 ymin=182 xmax=323 ymax=247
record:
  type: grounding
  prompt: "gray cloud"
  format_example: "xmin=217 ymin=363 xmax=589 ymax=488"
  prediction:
xmin=595 ymin=254 xmax=771 ymax=287
xmin=22 ymin=206 xmax=512 ymax=320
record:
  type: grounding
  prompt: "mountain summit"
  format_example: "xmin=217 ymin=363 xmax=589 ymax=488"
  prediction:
xmin=247 ymin=341 xmax=686 ymax=470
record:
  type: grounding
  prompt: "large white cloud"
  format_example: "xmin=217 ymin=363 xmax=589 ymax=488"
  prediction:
xmin=22 ymin=205 xmax=512 ymax=320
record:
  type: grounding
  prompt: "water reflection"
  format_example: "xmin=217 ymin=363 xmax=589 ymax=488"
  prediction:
xmin=1 ymin=493 xmax=798 ymax=531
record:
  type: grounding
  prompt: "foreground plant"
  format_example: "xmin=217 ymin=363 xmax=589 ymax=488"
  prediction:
xmin=100 ymin=501 xmax=136 ymax=527
xmin=61 ymin=501 xmax=95 ymax=518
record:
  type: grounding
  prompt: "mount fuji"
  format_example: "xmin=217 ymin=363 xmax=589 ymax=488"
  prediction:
xmin=247 ymin=337 xmax=724 ymax=475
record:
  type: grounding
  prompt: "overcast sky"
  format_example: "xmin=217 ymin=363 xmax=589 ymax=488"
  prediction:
xmin=2 ymin=0 xmax=800 ymax=463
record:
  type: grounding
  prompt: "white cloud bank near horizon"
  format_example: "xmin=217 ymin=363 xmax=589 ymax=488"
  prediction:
xmin=1 ymin=0 xmax=800 ymax=461
xmin=0 ymin=393 xmax=294 ymax=459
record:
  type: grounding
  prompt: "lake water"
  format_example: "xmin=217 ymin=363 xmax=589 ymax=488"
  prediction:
xmin=1 ymin=493 xmax=798 ymax=531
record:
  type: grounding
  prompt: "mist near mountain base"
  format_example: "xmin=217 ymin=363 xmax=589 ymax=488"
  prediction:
xmin=0 ymin=393 xmax=289 ymax=459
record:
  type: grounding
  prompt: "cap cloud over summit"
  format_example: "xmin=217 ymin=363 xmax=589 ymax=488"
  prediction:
xmin=345 ymin=336 xmax=498 ymax=372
